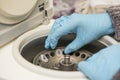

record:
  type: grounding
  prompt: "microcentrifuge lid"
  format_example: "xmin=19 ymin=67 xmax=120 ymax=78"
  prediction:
xmin=0 ymin=0 xmax=37 ymax=24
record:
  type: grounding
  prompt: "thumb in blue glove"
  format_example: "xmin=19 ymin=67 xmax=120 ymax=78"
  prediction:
xmin=45 ymin=13 xmax=114 ymax=54
xmin=78 ymin=45 xmax=120 ymax=80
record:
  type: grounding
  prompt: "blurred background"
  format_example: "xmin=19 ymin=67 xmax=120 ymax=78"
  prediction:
xmin=53 ymin=0 xmax=84 ymax=19
xmin=53 ymin=0 xmax=120 ymax=19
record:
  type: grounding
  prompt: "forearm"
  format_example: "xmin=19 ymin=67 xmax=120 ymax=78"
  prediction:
xmin=107 ymin=5 xmax=120 ymax=41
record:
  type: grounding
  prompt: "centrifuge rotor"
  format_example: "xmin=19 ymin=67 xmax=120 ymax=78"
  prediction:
xmin=33 ymin=47 xmax=91 ymax=71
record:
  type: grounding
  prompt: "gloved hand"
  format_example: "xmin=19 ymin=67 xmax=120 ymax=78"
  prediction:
xmin=45 ymin=13 xmax=114 ymax=54
xmin=78 ymin=45 xmax=120 ymax=80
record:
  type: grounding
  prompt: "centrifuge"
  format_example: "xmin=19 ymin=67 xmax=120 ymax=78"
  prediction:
xmin=0 ymin=0 xmax=120 ymax=80
xmin=0 ymin=19 xmax=119 ymax=80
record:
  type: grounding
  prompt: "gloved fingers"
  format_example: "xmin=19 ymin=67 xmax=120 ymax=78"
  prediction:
xmin=45 ymin=38 xmax=51 ymax=49
xmin=78 ymin=46 xmax=120 ymax=80
xmin=78 ymin=61 xmax=89 ymax=72
xmin=45 ymin=21 xmax=60 ymax=49
xmin=49 ymin=16 xmax=68 ymax=35
xmin=45 ymin=16 xmax=70 ymax=49
xmin=78 ymin=47 xmax=106 ymax=72
xmin=64 ymin=29 xmax=89 ymax=54
xmin=48 ymin=26 xmax=74 ymax=49
xmin=64 ymin=35 xmax=83 ymax=54
xmin=78 ymin=61 xmax=93 ymax=79
xmin=77 ymin=50 xmax=106 ymax=80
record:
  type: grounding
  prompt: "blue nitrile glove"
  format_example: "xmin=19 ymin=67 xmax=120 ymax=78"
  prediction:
xmin=78 ymin=45 xmax=120 ymax=80
xmin=45 ymin=13 xmax=114 ymax=54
